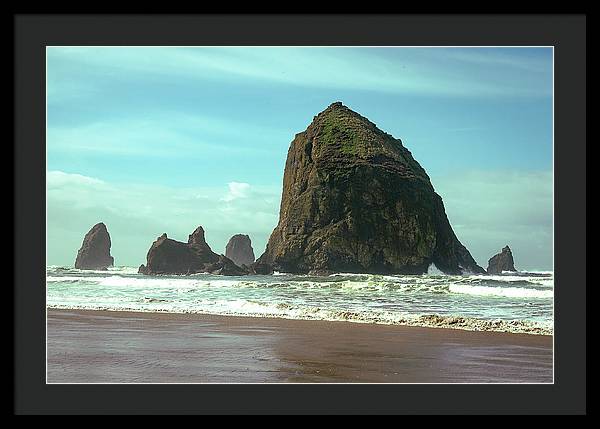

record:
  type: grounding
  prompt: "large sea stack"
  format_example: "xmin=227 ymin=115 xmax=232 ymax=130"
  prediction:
xmin=74 ymin=222 xmax=114 ymax=270
xmin=225 ymin=234 xmax=256 ymax=267
xmin=138 ymin=226 xmax=246 ymax=276
xmin=486 ymin=246 xmax=517 ymax=274
xmin=257 ymin=102 xmax=485 ymax=275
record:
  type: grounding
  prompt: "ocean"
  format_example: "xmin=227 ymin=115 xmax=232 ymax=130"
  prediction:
xmin=46 ymin=266 xmax=554 ymax=335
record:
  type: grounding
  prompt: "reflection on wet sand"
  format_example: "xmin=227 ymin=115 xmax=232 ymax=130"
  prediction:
xmin=47 ymin=309 xmax=552 ymax=383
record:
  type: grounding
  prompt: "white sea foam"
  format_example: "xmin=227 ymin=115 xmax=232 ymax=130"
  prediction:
xmin=107 ymin=266 xmax=141 ymax=274
xmin=328 ymin=272 xmax=368 ymax=278
xmin=47 ymin=298 xmax=552 ymax=335
xmin=469 ymin=274 xmax=553 ymax=287
xmin=46 ymin=276 xmax=86 ymax=283
xmin=47 ymin=274 xmax=243 ymax=290
xmin=427 ymin=263 xmax=444 ymax=275
xmin=449 ymin=283 xmax=553 ymax=298
xmin=46 ymin=266 xmax=140 ymax=276
xmin=272 ymin=271 xmax=290 ymax=276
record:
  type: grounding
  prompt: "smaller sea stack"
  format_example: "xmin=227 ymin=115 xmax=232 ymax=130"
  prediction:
xmin=139 ymin=226 xmax=247 ymax=276
xmin=74 ymin=222 xmax=114 ymax=270
xmin=487 ymin=245 xmax=517 ymax=274
xmin=225 ymin=234 xmax=256 ymax=267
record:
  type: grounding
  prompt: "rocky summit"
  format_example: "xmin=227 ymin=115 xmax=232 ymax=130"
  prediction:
xmin=257 ymin=102 xmax=485 ymax=275
xmin=74 ymin=222 xmax=114 ymax=270
xmin=487 ymin=246 xmax=517 ymax=274
xmin=225 ymin=234 xmax=256 ymax=267
xmin=139 ymin=226 xmax=246 ymax=276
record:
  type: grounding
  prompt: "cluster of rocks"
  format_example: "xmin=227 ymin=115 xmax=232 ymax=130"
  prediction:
xmin=73 ymin=103 xmax=522 ymax=277
xmin=75 ymin=220 xmax=519 ymax=277
xmin=74 ymin=223 xmax=268 ymax=276
xmin=137 ymin=226 xmax=268 ymax=276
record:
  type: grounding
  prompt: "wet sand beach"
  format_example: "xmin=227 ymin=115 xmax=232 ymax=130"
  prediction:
xmin=47 ymin=309 xmax=553 ymax=383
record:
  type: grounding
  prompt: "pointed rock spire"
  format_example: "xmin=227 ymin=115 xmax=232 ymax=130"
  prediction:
xmin=74 ymin=222 xmax=114 ymax=270
xmin=487 ymin=245 xmax=517 ymax=274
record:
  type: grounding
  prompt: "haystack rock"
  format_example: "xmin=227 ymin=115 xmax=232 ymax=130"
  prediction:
xmin=74 ymin=222 xmax=114 ymax=270
xmin=257 ymin=102 xmax=485 ymax=275
xmin=138 ymin=226 xmax=247 ymax=276
xmin=225 ymin=234 xmax=256 ymax=267
xmin=486 ymin=245 xmax=516 ymax=274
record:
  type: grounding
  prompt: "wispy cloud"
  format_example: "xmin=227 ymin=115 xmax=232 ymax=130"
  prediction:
xmin=47 ymin=170 xmax=280 ymax=266
xmin=47 ymin=114 xmax=286 ymax=158
xmin=47 ymin=170 xmax=105 ymax=187
xmin=47 ymin=47 xmax=552 ymax=99
xmin=221 ymin=182 xmax=251 ymax=202
xmin=422 ymin=48 xmax=551 ymax=73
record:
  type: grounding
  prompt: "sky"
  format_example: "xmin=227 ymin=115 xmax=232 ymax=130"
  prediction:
xmin=47 ymin=47 xmax=553 ymax=270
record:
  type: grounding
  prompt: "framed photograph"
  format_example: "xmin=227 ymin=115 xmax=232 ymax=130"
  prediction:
xmin=14 ymin=14 xmax=586 ymax=414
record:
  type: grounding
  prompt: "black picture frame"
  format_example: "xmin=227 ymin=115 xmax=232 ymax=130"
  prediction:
xmin=14 ymin=14 xmax=586 ymax=415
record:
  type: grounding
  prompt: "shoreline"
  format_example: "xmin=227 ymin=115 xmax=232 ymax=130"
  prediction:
xmin=47 ymin=305 xmax=553 ymax=336
xmin=47 ymin=308 xmax=553 ymax=383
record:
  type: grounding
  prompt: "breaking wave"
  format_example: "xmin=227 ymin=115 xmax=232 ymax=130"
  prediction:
xmin=47 ymin=266 xmax=553 ymax=335
xmin=449 ymin=284 xmax=553 ymax=299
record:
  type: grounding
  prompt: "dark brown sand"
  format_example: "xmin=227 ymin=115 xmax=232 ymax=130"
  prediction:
xmin=47 ymin=309 xmax=553 ymax=383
